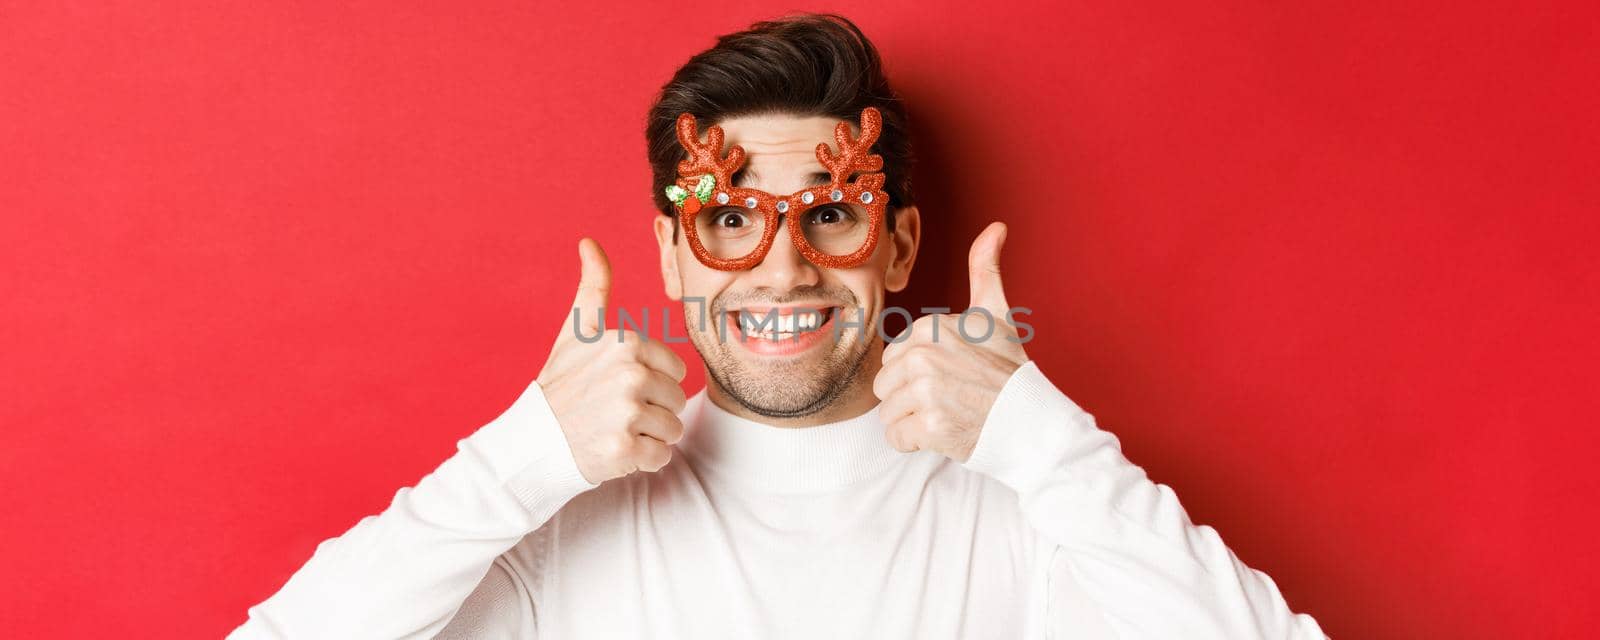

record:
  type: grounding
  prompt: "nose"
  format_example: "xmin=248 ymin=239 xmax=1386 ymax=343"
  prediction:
xmin=747 ymin=214 xmax=821 ymax=291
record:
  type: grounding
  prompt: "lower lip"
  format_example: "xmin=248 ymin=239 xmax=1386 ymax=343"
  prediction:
xmin=723 ymin=309 xmax=838 ymax=357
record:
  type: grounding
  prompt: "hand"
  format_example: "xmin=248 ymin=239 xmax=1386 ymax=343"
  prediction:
xmin=536 ymin=238 xmax=688 ymax=484
xmin=873 ymin=222 xmax=1029 ymax=462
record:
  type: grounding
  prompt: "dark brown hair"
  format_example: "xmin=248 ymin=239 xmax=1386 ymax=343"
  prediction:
xmin=645 ymin=13 xmax=915 ymax=232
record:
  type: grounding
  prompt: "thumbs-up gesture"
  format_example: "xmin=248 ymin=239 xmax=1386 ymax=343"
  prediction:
xmin=536 ymin=238 xmax=689 ymax=484
xmin=872 ymin=222 xmax=1030 ymax=462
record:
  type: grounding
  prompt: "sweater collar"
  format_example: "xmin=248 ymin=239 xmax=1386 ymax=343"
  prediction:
xmin=677 ymin=389 xmax=903 ymax=494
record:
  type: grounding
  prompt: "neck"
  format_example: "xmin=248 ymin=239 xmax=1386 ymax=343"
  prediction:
xmin=704 ymin=341 xmax=885 ymax=428
xmin=678 ymin=378 xmax=901 ymax=494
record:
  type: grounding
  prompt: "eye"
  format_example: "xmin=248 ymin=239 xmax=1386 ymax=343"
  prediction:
xmin=711 ymin=208 xmax=750 ymax=228
xmin=804 ymin=205 xmax=855 ymax=226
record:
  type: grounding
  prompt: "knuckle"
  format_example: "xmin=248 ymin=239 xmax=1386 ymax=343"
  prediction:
xmin=637 ymin=440 xmax=671 ymax=472
xmin=885 ymin=400 xmax=909 ymax=423
xmin=890 ymin=431 xmax=916 ymax=453
xmin=605 ymin=434 xmax=633 ymax=461
xmin=616 ymin=363 xmax=649 ymax=389
xmin=608 ymin=331 xmax=638 ymax=351
xmin=905 ymin=346 xmax=935 ymax=369
xmin=884 ymin=425 xmax=904 ymax=451
xmin=897 ymin=415 xmax=920 ymax=434
xmin=664 ymin=389 xmax=688 ymax=413
xmin=621 ymin=402 xmax=647 ymax=427
xmin=662 ymin=416 xmax=686 ymax=444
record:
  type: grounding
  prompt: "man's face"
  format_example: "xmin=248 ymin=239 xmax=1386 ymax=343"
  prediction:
xmin=653 ymin=112 xmax=918 ymax=420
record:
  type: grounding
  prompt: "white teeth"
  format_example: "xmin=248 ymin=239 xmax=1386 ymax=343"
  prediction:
xmin=736 ymin=309 xmax=830 ymax=340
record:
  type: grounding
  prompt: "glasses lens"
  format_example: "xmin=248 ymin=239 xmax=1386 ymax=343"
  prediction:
xmin=694 ymin=205 xmax=768 ymax=260
xmin=798 ymin=202 xmax=871 ymax=257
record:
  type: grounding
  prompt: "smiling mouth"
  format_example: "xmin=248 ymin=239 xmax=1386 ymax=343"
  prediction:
xmin=729 ymin=307 xmax=840 ymax=341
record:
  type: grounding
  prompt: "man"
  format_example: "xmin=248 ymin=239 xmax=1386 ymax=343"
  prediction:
xmin=231 ymin=14 xmax=1328 ymax=639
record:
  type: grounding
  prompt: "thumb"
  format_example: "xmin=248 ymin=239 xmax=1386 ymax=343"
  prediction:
xmin=566 ymin=237 xmax=612 ymax=335
xmin=967 ymin=221 xmax=1010 ymax=313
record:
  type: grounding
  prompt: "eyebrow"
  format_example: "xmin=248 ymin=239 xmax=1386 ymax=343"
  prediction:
xmin=733 ymin=169 xmax=834 ymax=189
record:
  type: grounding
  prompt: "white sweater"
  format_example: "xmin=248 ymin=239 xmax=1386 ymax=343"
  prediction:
xmin=230 ymin=362 xmax=1328 ymax=639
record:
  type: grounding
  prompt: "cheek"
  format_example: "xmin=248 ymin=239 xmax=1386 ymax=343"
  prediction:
xmin=681 ymin=274 xmax=738 ymax=299
xmin=675 ymin=243 xmax=717 ymax=285
xmin=825 ymin=270 xmax=886 ymax=315
xmin=676 ymin=261 xmax=741 ymax=304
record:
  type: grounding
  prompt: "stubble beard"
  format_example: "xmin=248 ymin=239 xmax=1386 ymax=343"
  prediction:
xmin=685 ymin=286 xmax=874 ymax=419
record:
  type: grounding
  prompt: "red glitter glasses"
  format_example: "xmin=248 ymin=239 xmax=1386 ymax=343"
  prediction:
xmin=663 ymin=107 xmax=891 ymax=271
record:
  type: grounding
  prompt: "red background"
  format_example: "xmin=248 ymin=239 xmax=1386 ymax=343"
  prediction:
xmin=2 ymin=2 xmax=1595 ymax=638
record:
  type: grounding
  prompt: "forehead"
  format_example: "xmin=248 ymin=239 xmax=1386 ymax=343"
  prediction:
xmin=707 ymin=113 xmax=859 ymax=193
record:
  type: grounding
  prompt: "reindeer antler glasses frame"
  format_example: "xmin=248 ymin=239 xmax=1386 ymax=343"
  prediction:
xmin=663 ymin=107 xmax=891 ymax=272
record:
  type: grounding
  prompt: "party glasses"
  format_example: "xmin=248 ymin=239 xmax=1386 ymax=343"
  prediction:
xmin=663 ymin=107 xmax=891 ymax=271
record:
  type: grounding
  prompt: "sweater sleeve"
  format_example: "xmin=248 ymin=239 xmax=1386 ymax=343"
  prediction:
xmin=434 ymin=558 xmax=539 ymax=639
xmin=227 ymin=380 xmax=599 ymax=640
xmin=961 ymin=362 xmax=1330 ymax=639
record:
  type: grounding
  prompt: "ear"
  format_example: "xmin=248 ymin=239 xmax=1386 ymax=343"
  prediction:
xmin=883 ymin=205 xmax=921 ymax=293
xmin=653 ymin=215 xmax=684 ymax=300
